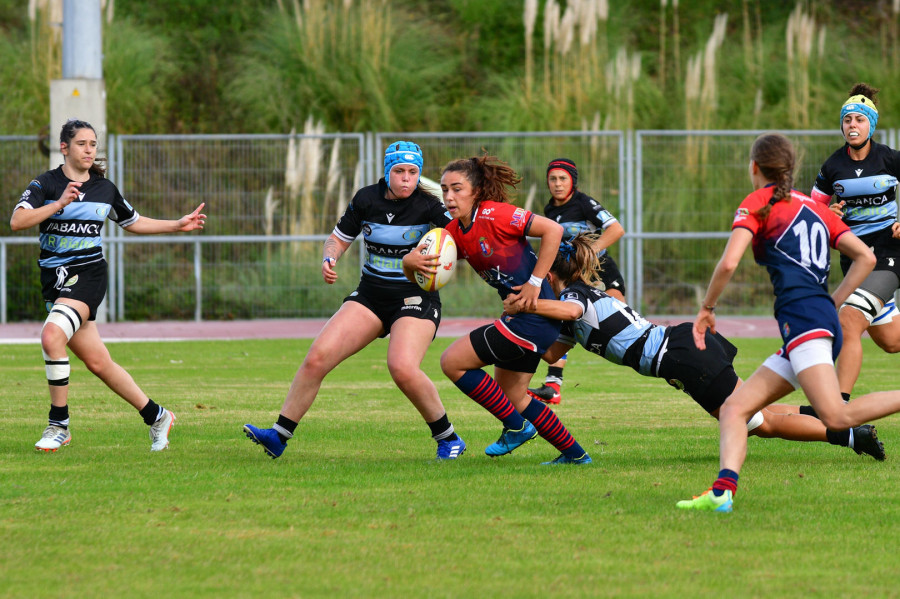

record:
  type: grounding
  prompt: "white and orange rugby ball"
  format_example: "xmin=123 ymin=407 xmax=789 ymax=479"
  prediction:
xmin=414 ymin=227 xmax=457 ymax=291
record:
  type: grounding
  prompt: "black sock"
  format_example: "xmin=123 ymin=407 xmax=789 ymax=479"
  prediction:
xmin=274 ymin=415 xmax=298 ymax=443
xmin=48 ymin=404 xmax=69 ymax=429
xmin=139 ymin=399 xmax=162 ymax=426
xmin=799 ymin=405 xmax=819 ymax=419
xmin=826 ymin=428 xmax=851 ymax=447
xmin=841 ymin=392 xmax=851 ymax=403
xmin=427 ymin=413 xmax=459 ymax=442
xmin=547 ymin=366 xmax=564 ymax=382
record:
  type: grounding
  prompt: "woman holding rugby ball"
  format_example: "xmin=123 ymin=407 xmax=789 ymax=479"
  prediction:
xmin=244 ymin=141 xmax=466 ymax=461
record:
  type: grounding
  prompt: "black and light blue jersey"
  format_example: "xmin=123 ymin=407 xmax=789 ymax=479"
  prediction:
xmin=333 ymin=180 xmax=450 ymax=285
xmin=15 ymin=166 xmax=138 ymax=269
xmin=814 ymin=141 xmax=900 ymax=238
xmin=543 ymin=190 xmax=618 ymax=257
xmin=557 ymin=281 xmax=667 ymax=376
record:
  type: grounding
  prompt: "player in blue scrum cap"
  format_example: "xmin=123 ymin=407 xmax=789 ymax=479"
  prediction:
xmin=244 ymin=141 xmax=468 ymax=461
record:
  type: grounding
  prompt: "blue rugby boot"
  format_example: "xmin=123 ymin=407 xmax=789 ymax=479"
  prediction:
xmin=436 ymin=436 xmax=466 ymax=460
xmin=484 ymin=421 xmax=538 ymax=457
xmin=541 ymin=452 xmax=592 ymax=465
xmin=243 ymin=424 xmax=287 ymax=459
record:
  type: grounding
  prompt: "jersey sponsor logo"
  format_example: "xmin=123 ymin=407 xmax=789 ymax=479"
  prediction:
xmin=46 ymin=236 xmax=99 ymax=251
xmin=478 ymin=236 xmax=493 ymax=257
xmin=20 ymin=189 xmax=31 ymax=201
xmin=363 ymin=224 xmax=372 ymax=236
xmin=45 ymin=221 xmax=102 ymax=236
xmin=834 ymin=183 xmax=844 ymax=194
xmin=481 ymin=207 xmax=495 ymax=216
xmin=510 ymin=208 xmax=526 ymax=227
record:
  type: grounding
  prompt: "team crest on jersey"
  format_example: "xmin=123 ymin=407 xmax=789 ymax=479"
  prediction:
xmin=96 ymin=205 xmax=110 ymax=218
xmin=403 ymin=229 xmax=423 ymax=242
xmin=478 ymin=236 xmax=493 ymax=257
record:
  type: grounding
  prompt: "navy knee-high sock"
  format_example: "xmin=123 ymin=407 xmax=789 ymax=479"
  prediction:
xmin=454 ymin=370 xmax=527 ymax=430
xmin=521 ymin=397 xmax=587 ymax=458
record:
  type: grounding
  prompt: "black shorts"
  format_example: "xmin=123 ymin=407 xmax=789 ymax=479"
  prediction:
xmin=344 ymin=277 xmax=441 ymax=338
xmin=597 ymin=254 xmax=626 ymax=296
xmin=469 ymin=323 xmax=543 ymax=373
xmin=655 ymin=322 xmax=740 ymax=414
xmin=40 ymin=260 xmax=107 ymax=321
xmin=840 ymin=227 xmax=900 ymax=301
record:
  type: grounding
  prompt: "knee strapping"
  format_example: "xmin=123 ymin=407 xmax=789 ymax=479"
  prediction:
xmin=43 ymin=304 xmax=82 ymax=341
xmin=746 ymin=410 xmax=764 ymax=433
xmin=872 ymin=300 xmax=898 ymax=326
xmin=841 ymin=288 xmax=882 ymax=324
xmin=42 ymin=348 xmax=70 ymax=386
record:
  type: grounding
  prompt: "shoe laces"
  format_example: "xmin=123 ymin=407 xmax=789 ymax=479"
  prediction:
xmin=42 ymin=426 xmax=64 ymax=439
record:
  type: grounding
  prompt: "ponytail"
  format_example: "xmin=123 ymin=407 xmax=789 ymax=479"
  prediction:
xmin=749 ymin=134 xmax=795 ymax=220
xmin=551 ymin=233 xmax=602 ymax=287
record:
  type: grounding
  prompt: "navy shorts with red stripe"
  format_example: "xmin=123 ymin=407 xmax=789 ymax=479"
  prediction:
xmin=775 ymin=295 xmax=842 ymax=361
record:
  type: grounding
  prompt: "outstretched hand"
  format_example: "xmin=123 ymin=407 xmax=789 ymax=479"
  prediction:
xmin=177 ymin=203 xmax=206 ymax=232
xmin=692 ymin=309 xmax=716 ymax=350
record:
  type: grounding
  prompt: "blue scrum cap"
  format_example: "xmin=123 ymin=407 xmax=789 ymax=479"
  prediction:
xmin=384 ymin=141 xmax=423 ymax=186
xmin=840 ymin=95 xmax=878 ymax=139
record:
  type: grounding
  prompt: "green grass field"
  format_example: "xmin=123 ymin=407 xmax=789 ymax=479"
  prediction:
xmin=2 ymin=336 xmax=899 ymax=598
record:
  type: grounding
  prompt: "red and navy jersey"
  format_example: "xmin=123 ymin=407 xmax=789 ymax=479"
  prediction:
xmin=15 ymin=166 xmax=138 ymax=269
xmin=446 ymin=200 xmax=560 ymax=352
xmin=732 ymin=186 xmax=849 ymax=313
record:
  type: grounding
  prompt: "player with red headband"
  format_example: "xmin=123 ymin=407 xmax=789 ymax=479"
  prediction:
xmin=528 ymin=158 xmax=626 ymax=405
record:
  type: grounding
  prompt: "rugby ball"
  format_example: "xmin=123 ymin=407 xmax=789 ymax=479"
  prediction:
xmin=414 ymin=228 xmax=457 ymax=291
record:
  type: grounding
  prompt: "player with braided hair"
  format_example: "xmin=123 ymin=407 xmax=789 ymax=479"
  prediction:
xmin=503 ymin=233 xmax=885 ymax=461
xmin=678 ymin=133 xmax=900 ymax=513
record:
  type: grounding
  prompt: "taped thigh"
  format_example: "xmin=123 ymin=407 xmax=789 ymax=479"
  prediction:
xmin=840 ymin=288 xmax=882 ymax=325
